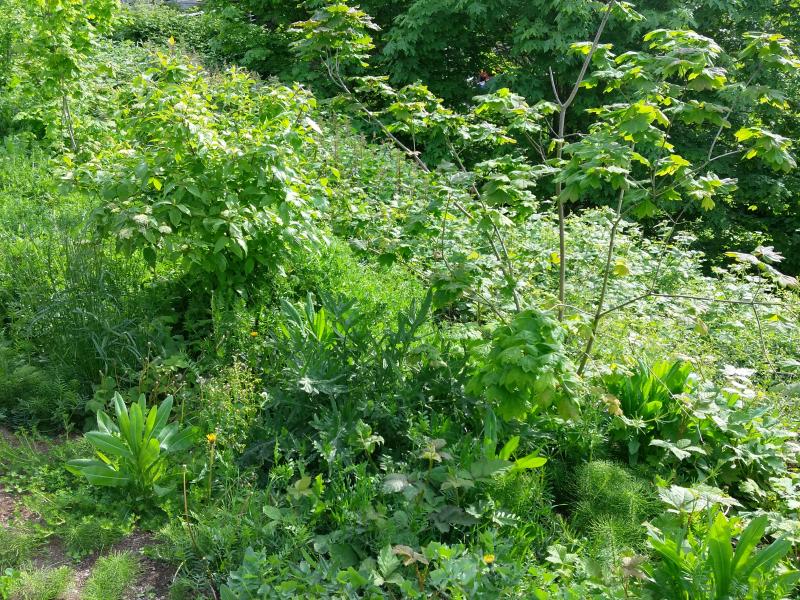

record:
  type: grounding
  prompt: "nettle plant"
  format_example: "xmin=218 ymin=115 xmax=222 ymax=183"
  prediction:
xmin=70 ymin=50 xmax=327 ymax=295
xmin=292 ymin=0 xmax=799 ymax=420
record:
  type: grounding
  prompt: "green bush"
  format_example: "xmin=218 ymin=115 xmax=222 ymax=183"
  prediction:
xmin=76 ymin=51 xmax=324 ymax=294
xmin=3 ymin=5 xmax=800 ymax=599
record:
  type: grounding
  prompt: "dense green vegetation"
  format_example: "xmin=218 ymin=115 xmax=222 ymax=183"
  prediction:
xmin=0 ymin=0 xmax=799 ymax=598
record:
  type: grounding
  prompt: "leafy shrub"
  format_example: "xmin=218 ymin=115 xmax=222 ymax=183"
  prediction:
xmin=202 ymin=9 xmax=289 ymax=76
xmin=467 ymin=310 xmax=579 ymax=420
xmin=603 ymin=363 xmax=794 ymax=502
xmin=250 ymin=288 xmax=435 ymax=459
xmin=73 ymin=51 xmax=326 ymax=293
xmin=0 ymin=0 xmax=116 ymax=149
xmin=67 ymin=393 xmax=197 ymax=498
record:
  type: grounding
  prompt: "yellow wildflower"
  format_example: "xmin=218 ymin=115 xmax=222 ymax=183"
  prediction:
xmin=206 ymin=433 xmax=217 ymax=443
xmin=250 ymin=331 xmax=259 ymax=337
xmin=482 ymin=554 xmax=495 ymax=565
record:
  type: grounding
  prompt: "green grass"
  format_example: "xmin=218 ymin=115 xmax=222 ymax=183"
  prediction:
xmin=7 ymin=566 xmax=72 ymax=600
xmin=61 ymin=516 xmax=132 ymax=560
xmin=0 ymin=525 xmax=40 ymax=569
xmin=82 ymin=552 xmax=140 ymax=600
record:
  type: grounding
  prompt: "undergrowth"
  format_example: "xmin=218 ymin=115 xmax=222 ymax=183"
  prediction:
xmin=0 ymin=1 xmax=798 ymax=599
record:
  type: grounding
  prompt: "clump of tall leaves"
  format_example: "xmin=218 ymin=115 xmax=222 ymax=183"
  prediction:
xmin=647 ymin=512 xmax=799 ymax=599
xmin=67 ymin=393 xmax=196 ymax=497
xmin=604 ymin=359 xmax=694 ymax=463
xmin=467 ymin=310 xmax=579 ymax=420
xmin=70 ymin=50 xmax=327 ymax=294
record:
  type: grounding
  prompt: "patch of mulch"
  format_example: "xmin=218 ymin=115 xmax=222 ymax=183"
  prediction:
xmin=33 ymin=536 xmax=74 ymax=570
xmin=0 ymin=426 xmax=15 ymax=446
xmin=0 ymin=484 xmax=36 ymax=525
xmin=37 ymin=531 xmax=175 ymax=600
xmin=116 ymin=531 xmax=175 ymax=600
xmin=0 ymin=485 xmax=19 ymax=524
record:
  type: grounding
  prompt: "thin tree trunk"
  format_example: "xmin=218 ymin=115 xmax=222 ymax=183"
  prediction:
xmin=578 ymin=188 xmax=625 ymax=375
xmin=551 ymin=1 xmax=616 ymax=320
xmin=61 ymin=91 xmax=77 ymax=152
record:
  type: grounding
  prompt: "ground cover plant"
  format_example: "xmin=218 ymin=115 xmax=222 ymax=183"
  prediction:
xmin=0 ymin=0 xmax=799 ymax=598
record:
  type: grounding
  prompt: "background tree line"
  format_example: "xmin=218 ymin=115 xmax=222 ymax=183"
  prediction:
xmin=189 ymin=0 xmax=800 ymax=274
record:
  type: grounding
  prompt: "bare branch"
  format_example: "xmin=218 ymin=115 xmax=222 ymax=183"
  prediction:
xmin=549 ymin=67 xmax=563 ymax=106
xmin=577 ymin=187 xmax=625 ymax=375
xmin=599 ymin=292 xmax=786 ymax=319
xmin=562 ymin=3 xmax=614 ymax=111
